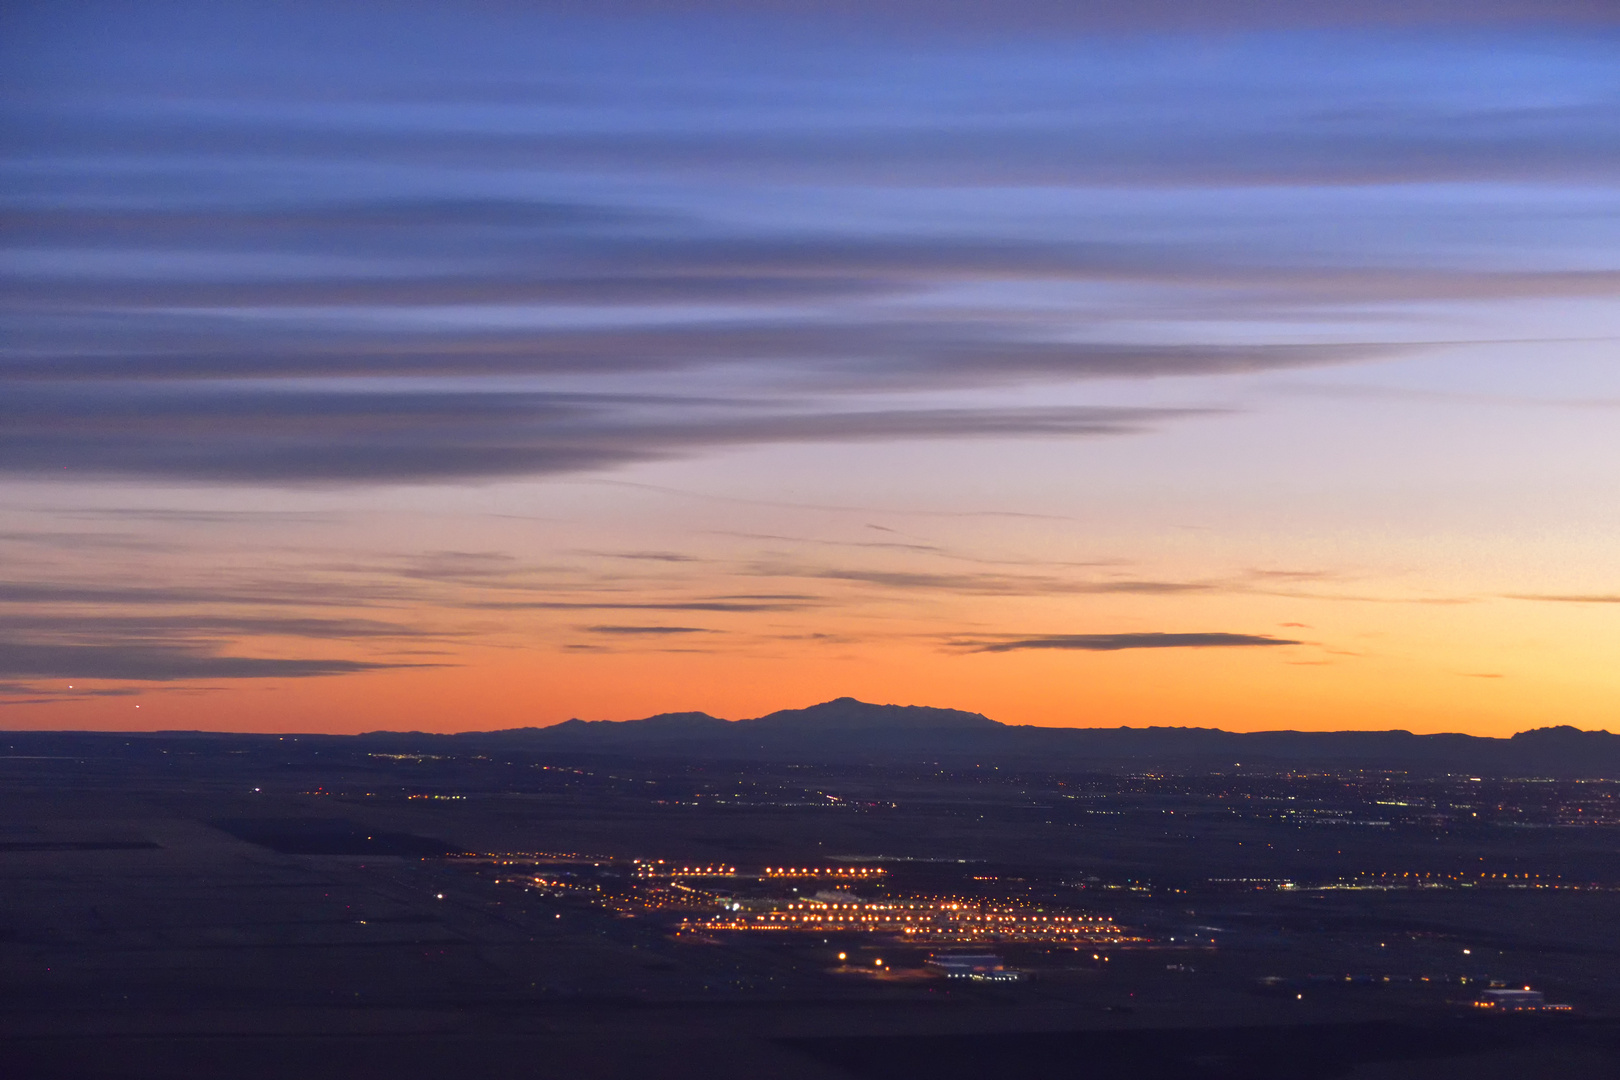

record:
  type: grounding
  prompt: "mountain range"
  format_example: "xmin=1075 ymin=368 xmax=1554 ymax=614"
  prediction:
xmin=364 ymin=697 xmax=1620 ymax=778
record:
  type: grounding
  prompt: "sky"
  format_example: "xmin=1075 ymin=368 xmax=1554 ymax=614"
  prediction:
xmin=2 ymin=1 xmax=1618 ymax=735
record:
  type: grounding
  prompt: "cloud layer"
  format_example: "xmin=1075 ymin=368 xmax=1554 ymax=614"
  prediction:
xmin=5 ymin=6 xmax=1616 ymax=488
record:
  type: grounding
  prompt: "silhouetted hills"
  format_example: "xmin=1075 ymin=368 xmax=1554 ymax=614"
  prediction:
xmin=752 ymin=697 xmax=999 ymax=732
xmin=519 ymin=698 xmax=1000 ymax=756
xmin=433 ymin=698 xmax=1620 ymax=777
xmin=35 ymin=699 xmax=1610 ymax=777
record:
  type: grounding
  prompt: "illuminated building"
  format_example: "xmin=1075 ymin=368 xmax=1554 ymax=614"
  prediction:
xmin=928 ymin=953 xmax=1021 ymax=981
xmin=1476 ymin=988 xmax=1572 ymax=1011
xmin=762 ymin=866 xmax=885 ymax=880
xmin=683 ymin=899 xmax=1133 ymax=944
xmin=633 ymin=860 xmax=738 ymax=879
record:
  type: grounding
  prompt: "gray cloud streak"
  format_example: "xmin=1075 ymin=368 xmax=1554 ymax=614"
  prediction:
xmin=961 ymin=631 xmax=1301 ymax=652
xmin=0 ymin=642 xmax=431 ymax=681
xmin=524 ymin=0 xmax=1620 ymax=30
xmin=584 ymin=625 xmax=717 ymax=634
xmin=0 ymin=580 xmax=412 ymax=608
xmin=1 ymin=317 xmax=1404 ymax=385
xmin=1 ymin=385 xmax=1213 ymax=484
xmin=0 ymin=613 xmax=441 ymax=641
xmin=766 ymin=564 xmax=1214 ymax=596
xmin=14 ymin=100 xmax=1618 ymax=188
xmin=1506 ymin=593 xmax=1620 ymax=603
xmin=467 ymin=599 xmax=813 ymax=612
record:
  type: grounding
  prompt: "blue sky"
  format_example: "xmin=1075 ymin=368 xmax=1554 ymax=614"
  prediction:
xmin=2 ymin=1 xmax=1617 ymax=731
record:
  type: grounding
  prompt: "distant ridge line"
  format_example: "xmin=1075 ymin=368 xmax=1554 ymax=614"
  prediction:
xmin=353 ymin=698 xmax=1617 ymax=778
xmin=9 ymin=699 xmax=1617 ymax=777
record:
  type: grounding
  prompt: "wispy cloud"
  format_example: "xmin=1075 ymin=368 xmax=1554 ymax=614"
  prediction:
xmin=595 ymin=551 xmax=703 ymax=562
xmin=2 ymin=315 xmax=1410 ymax=386
xmin=584 ymin=625 xmax=718 ymax=635
xmin=760 ymin=564 xmax=1213 ymax=596
xmin=0 ymin=612 xmax=441 ymax=641
xmin=957 ymin=632 xmax=1301 ymax=652
xmin=0 ymin=642 xmax=430 ymax=681
xmin=0 ymin=580 xmax=408 ymax=608
xmin=0 ymin=683 xmax=145 ymax=703
xmin=717 ymin=531 xmax=946 ymax=554
xmin=0 ymin=387 xmax=1211 ymax=484
xmin=468 ymin=599 xmax=815 ymax=613
xmin=1506 ymin=593 xmax=1620 ymax=603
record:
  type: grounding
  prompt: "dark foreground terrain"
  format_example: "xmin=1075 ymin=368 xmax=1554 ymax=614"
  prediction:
xmin=4 ymin=714 xmax=1619 ymax=1078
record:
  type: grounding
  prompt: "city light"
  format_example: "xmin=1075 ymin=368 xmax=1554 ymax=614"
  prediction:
xmin=683 ymin=898 xmax=1133 ymax=944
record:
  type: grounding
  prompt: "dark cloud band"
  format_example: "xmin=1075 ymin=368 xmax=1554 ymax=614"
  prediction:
xmin=0 ymin=386 xmax=1211 ymax=483
xmin=0 ymin=641 xmax=427 ymax=681
xmin=962 ymin=632 xmax=1301 ymax=652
